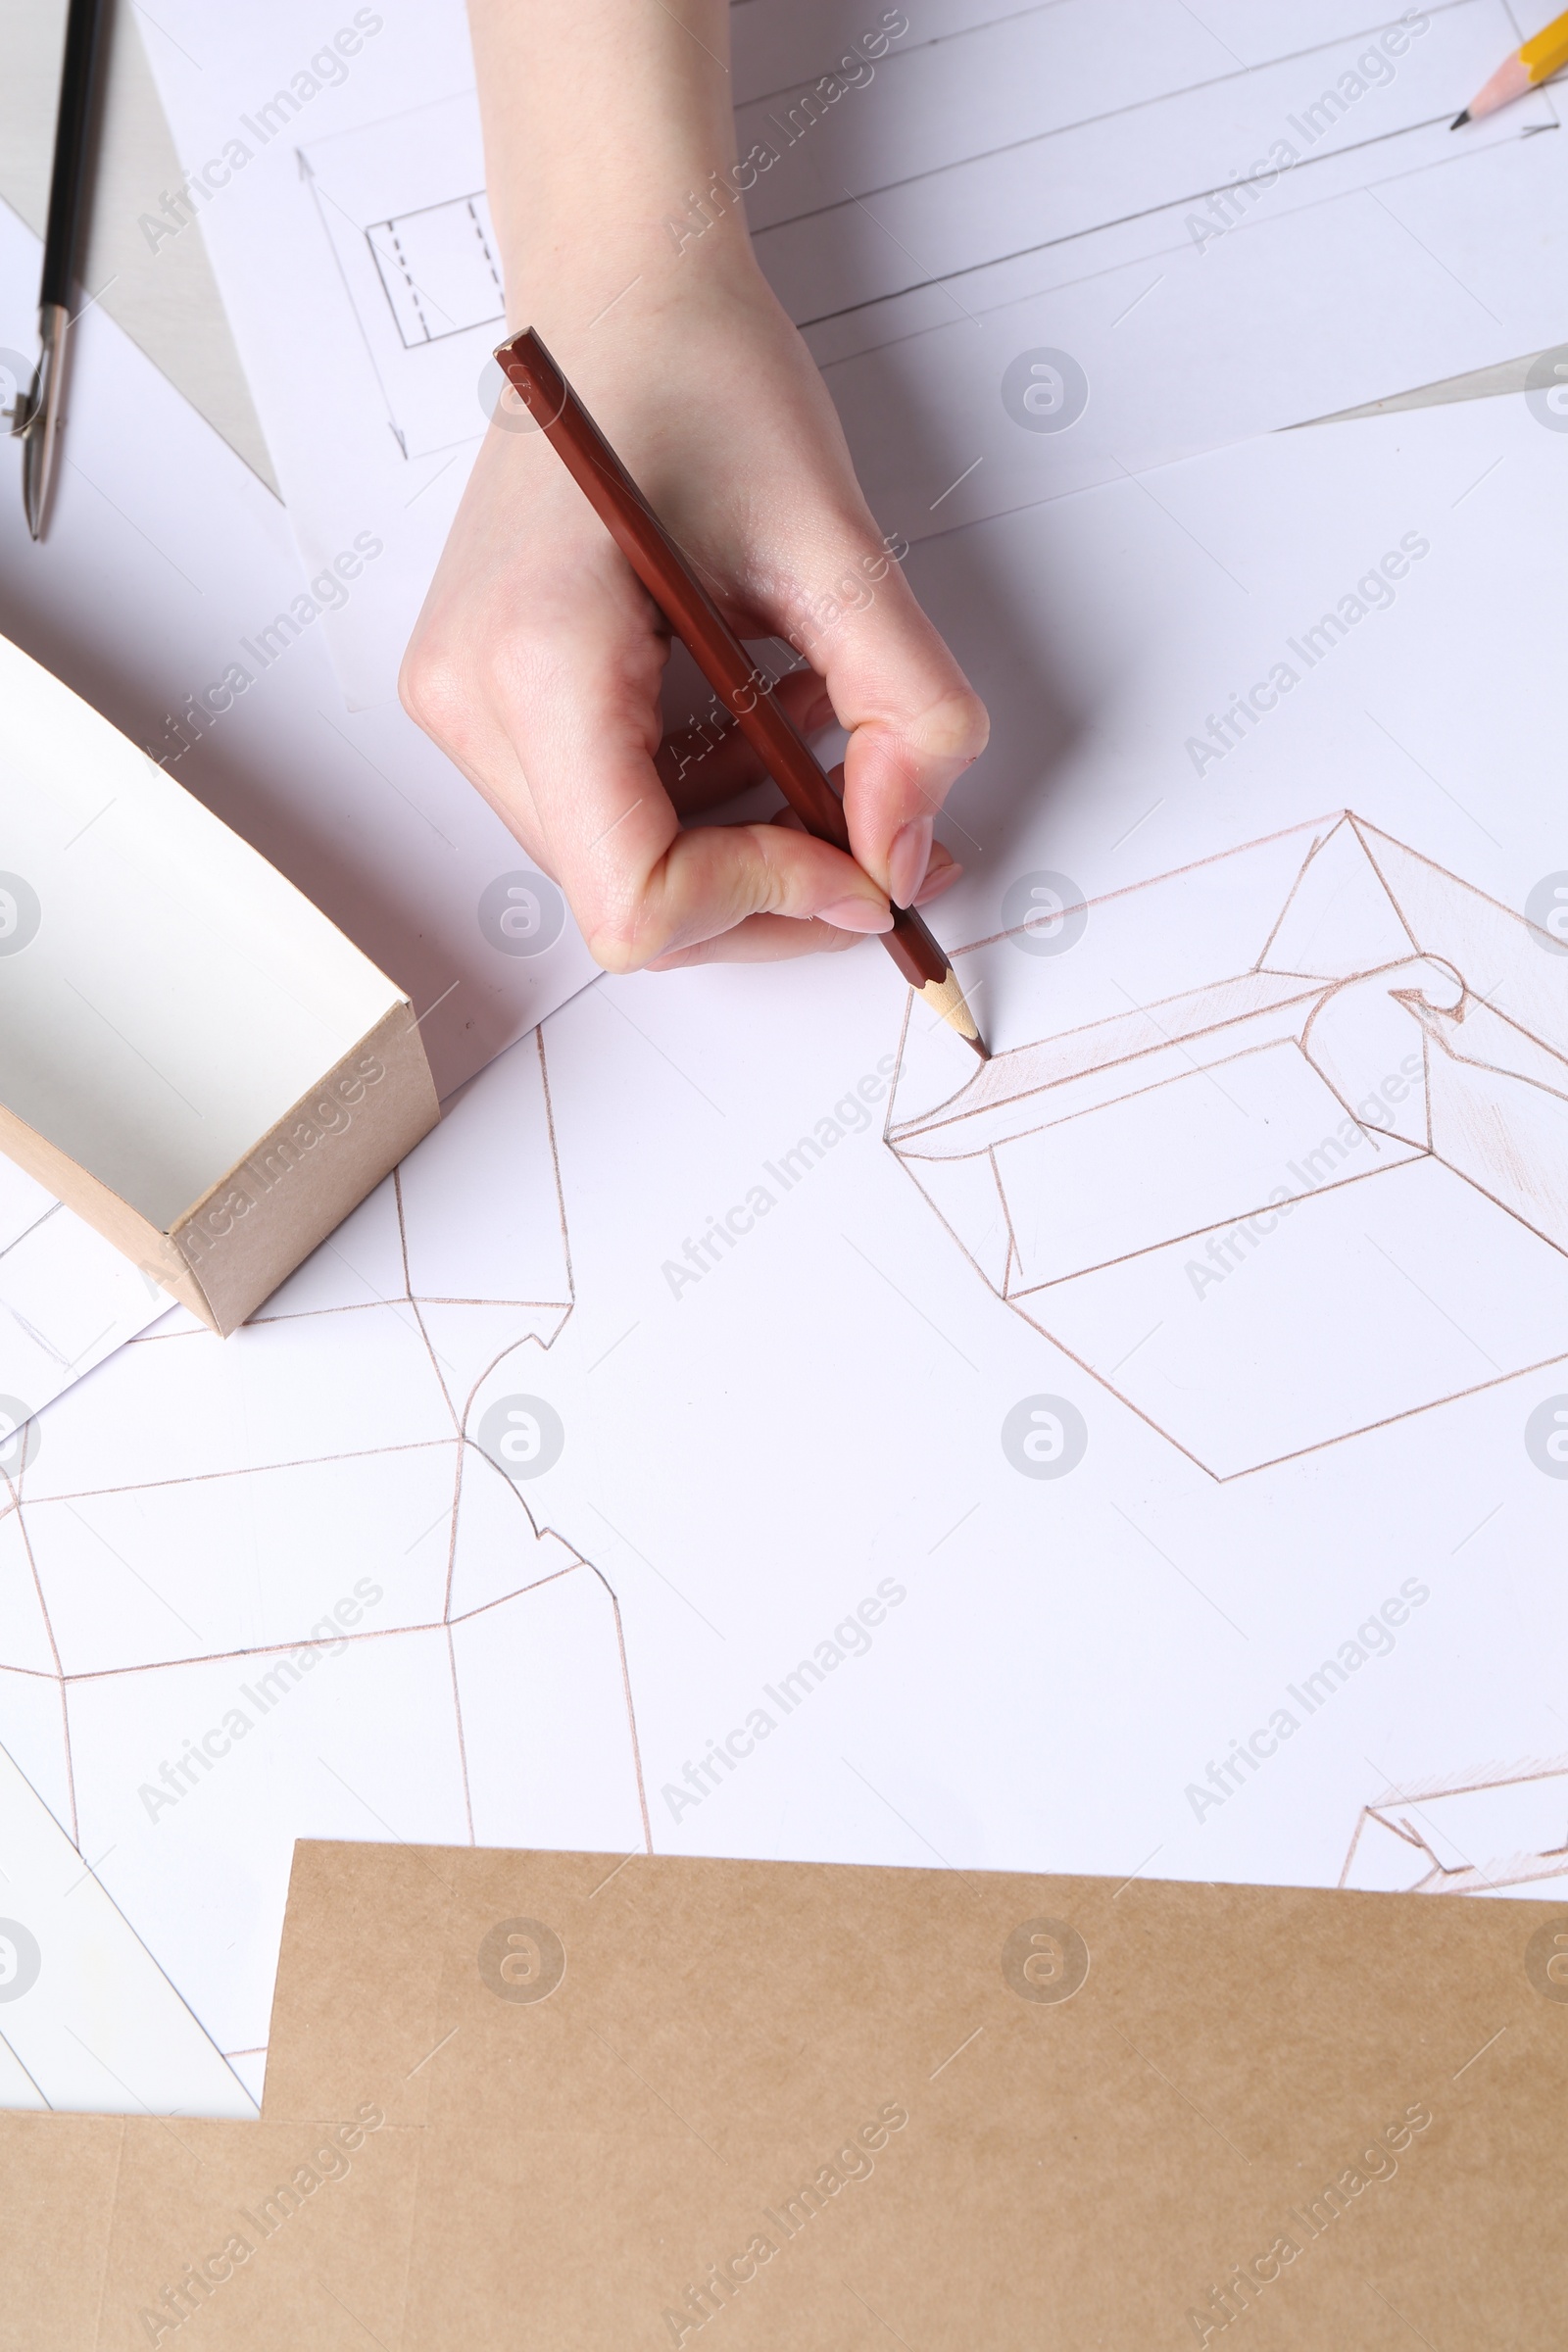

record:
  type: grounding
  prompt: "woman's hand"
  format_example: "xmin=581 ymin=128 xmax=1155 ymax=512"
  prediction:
xmin=400 ymin=0 xmax=988 ymax=974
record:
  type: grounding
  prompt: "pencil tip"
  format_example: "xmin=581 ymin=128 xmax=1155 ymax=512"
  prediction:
xmin=1450 ymin=108 xmax=1469 ymax=128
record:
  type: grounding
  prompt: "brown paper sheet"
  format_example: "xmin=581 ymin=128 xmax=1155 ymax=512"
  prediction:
xmin=0 ymin=2111 xmax=419 ymax=2351
xmin=5 ymin=1841 xmax=1566 ymax=2348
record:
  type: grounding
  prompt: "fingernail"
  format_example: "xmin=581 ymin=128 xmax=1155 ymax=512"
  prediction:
xmin=913 ymin=857 xmax=962 ymax=906
xmin=887 ymin=817 xmax=934 ymax=907
xmin=818 ymin=895 xmax=894 ymax=934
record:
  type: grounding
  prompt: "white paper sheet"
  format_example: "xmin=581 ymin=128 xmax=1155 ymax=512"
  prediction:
xmin=0 ymin=1739 xmax=252 ymax=2115
xmin=0 ymin=1161 xmax=171 ymax=1459
xmin=5 ymin=395 xmax=1567 ymax=2108
xmin=138 ymin=0 xmax=1568 ymax=700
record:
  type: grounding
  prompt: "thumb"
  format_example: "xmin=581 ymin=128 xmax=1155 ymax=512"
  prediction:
xmin=813 ymin=556 xmax=990 ymax=907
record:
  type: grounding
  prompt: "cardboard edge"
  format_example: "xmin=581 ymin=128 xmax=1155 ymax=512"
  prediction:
xmin=0 ymin=1006 xmax=438 ymax=1342
xmin=169 ymin=1004 xmax=440 ymax=1336
xmin=0 ymin=1102 xmax=213 ymax=1325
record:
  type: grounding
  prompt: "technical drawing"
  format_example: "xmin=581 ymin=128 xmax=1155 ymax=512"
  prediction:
xmin=888 ymin=812 xmax=1568 ymax=1480
xmin=0 ymin=1162 xmax=166 ymax=1444
xmin=299 ymin=92 xmax=504 ymax=459
xmin=0 ymin=1032 xmax=649 ymax=2084
xmin=368 ymin=191 xmax=503 ymax=350
xmin=789 ymin=9 xmax=1559 ymax=549
xmin=1341 ymin=1759 xmax=1568 ymax=1895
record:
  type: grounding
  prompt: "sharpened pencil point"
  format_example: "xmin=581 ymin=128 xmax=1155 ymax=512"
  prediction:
xmin=917 ymin=966 xmax=987 ymax=1057
xmin=1450 ymin=108 xmax=1469 ymax=127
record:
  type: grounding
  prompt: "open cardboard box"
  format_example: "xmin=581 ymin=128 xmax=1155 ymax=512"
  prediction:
xmin=0 ymin=635 xmax=438 ymax=1334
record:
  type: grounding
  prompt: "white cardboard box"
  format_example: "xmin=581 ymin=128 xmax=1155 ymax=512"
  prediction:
xmin=0 ymin=634 xmax=438 ymax=1335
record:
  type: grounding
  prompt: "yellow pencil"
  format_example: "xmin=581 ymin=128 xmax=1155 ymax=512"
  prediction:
xmin=1452 ymin=6 xmax=1568 ymax=124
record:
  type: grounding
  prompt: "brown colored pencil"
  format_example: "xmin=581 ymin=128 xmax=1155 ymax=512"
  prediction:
xmin=492 ymin=327 xmax=988 ymax=1058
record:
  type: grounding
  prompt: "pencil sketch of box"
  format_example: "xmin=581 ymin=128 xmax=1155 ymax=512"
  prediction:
xmin=887 ymin=813 xmax=1568 ymax=1479
xmin=1341 ymin=1760 xmax=1568 ymax=1895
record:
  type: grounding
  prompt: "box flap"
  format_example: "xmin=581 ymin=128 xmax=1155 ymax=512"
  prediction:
xmin=264 ymin=1843 xmax=1568 ymax=2348
xmin=5 ymin=1845 xmax=1567 ymax=2345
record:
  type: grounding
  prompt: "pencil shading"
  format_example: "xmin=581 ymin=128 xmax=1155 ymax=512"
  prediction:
xmin=1342 ymin=1755 xmax=1568 ymax=1893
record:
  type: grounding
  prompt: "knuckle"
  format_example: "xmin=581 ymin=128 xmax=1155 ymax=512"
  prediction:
xmin=581 ymin=890 xmax=662 ymax=976
xmin=583 ymin=924 xmax=642 ymax=977
xmin=749 ymin=824 xmax=800 ymax=918
xmin=398 ymin=639 xmax=470 ymax=743
xmin=915 ymin=686 xmax=991 ymax=766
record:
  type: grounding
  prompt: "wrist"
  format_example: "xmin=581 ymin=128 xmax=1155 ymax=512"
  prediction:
xmin=470 ymin=0 xmax=749 ymax=330
xmin=503 ymin=199 xmax=768 ymax=341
